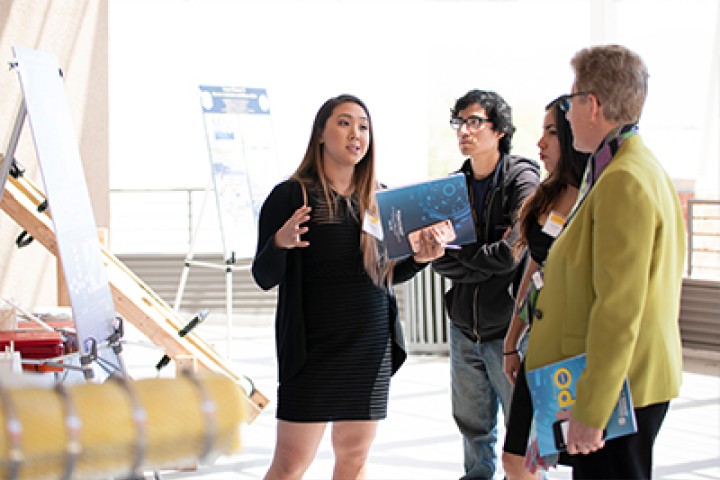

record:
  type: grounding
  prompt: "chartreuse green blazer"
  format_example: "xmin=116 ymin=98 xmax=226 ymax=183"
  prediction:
xmin=525 ymin=134 xmax=686 ymax=430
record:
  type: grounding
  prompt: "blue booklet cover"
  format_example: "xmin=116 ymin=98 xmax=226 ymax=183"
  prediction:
xmin=526 ymin=353 xmax=637 ymax=457
xmin=376 ymin=173 xmax=476 ymax=260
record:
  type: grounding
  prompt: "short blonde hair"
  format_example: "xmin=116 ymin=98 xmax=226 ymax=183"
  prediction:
xmin=571 ymin=44 xmax=648 ymax=124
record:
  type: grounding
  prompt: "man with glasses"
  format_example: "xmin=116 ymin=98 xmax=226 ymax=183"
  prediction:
xmin=433 ymin=90 xmax=539 ymax=479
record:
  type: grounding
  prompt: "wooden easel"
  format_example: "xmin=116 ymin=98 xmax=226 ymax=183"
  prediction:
xmin=0 ymin=47 xmax=267 ymax=419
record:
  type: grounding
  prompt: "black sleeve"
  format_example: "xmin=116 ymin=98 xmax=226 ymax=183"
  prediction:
xmin=448 ymin=161 xmax=539 ymax=276
xmin=251 ymin=181 xmax=296 ymax=290
xmin=432 ymin=159 xmax=539 ymax=281
xmin=432 ymin=249 xmax=491 ymax=282
xmin=391 ymin=256 xmax=428 ymax=285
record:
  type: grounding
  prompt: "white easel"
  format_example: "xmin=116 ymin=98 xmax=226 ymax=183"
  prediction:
xmin=172 ymin=178 xmax=248 ymax=359
xmin=173 ymin=86 xmax=277 ymax=359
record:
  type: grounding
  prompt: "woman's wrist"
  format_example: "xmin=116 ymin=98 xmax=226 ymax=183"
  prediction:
xmin=410 ymin=255 xmax=429 ymax=266
xmin=503 ymin=349 xmax=519 ymax=356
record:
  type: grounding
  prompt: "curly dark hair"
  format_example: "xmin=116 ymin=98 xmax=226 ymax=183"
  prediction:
xmin=451 ymin=90 xmax=515 ymax=155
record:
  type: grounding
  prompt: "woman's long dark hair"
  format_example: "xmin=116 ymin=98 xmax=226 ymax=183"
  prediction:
xmin=290 ymin=94 xmax=393 ymax=286
xmin=513 ymin=97 xmax=589 ymax=258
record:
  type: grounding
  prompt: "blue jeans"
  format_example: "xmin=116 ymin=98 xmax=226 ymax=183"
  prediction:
xmin=450 ymin=323 xmax=513 ymax=480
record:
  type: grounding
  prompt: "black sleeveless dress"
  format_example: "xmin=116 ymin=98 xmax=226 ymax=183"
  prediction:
xmin=504 ymin=214 xmax=558 ymax=454
xmin=276 ymin=188 xmax=392 ymax=422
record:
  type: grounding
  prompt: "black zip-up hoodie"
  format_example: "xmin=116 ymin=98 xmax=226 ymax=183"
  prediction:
xmin=432 ymin=154 xmax=540 ymax=342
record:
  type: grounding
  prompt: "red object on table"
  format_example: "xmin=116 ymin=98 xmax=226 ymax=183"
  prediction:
xmin=0 ymin=330 xmax=65 ymax=372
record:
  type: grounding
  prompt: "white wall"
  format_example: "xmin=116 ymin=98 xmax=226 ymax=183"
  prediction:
xmin=108 ymin=0 xmax=720 ymax=252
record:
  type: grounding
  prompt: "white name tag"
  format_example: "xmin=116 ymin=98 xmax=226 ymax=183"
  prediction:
xmin=363 ymin=211 xmax=384 ymax=241
xmin=542 ymin=211 xmax=567 ymax=238
xmin=531 ymin=270 xmax=544 ymax=290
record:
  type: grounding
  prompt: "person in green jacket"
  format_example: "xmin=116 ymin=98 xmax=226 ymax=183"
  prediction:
xmin=524 ymin=44 xmax=686 ymax=479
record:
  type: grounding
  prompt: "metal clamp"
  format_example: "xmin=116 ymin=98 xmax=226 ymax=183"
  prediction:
xmin=0 ymin=379 xmax=23 ymax=480
xmin=54 ymin=383 xmax=82 ymax=480
xmin=183 ymin=372 xmax=216 ymax=463
xmin=110 ymin=374 xmax=147 ymax=477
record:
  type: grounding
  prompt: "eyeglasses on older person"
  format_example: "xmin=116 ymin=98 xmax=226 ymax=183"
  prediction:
xmin=558 ymin=92 xmax=594 ymax=112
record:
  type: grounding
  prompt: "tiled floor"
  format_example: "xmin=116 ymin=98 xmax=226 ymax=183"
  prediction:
xmin=124 ymin=322 xmax=720 ymax=480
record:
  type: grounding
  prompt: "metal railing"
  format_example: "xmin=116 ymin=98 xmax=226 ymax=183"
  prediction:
xmin=110 ymin=189 xmax=720 ymax=277
xmin=687 ymin=199 xmax=720 ymax=279
xmin=403 ymin=197 xmax=720 ymax=354
xmin=110 ymin=187 xmax=220 ymax=254
xmin=405 ymin=268 xmax=449 ymax=354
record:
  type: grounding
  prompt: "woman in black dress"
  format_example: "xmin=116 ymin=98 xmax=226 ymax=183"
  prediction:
xmin=501 ymin=96 xmax=589 ymax=479
xmin=252 ymin=94 xmax=445 ymax=480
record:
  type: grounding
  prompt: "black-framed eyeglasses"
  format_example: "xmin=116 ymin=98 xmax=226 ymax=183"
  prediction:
xmin=558 ymin=92 xmax=592 ymax=112
xmin=449 ymin=115 xmax=492 ymax=131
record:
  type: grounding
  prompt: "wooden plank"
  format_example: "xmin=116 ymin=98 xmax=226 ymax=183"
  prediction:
xmin=0 ymin=171 xmax=267 ymax=422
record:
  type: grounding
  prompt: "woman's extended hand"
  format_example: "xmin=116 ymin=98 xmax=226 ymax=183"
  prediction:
xmin=274 ymin=206 xmax=312 ymax=249
xmin=411 ymin=225 xmax=447 ymax=263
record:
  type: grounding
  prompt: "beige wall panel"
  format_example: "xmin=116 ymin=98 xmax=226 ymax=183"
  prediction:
xmin=0 ymin=0 xmax=108 ymax=307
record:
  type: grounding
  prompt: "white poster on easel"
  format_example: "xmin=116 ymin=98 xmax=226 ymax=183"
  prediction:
xmin=198 ymin=85 xmax=278 ymax=261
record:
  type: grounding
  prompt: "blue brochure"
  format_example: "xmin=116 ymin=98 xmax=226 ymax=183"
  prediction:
xmin=526 ymin=353 xmax=637 ymax=457
xmin=376 ymin=173 xmax=476 ymax=260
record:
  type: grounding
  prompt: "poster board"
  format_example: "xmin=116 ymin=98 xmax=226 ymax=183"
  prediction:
xmin=12 ymin=46 xmax=120 ymax=377
xmin=198 ymin=85 xmax=278 ymax=261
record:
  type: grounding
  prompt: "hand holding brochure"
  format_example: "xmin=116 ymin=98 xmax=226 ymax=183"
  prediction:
xmin=375 ymin=173 xmax=476 ymax=260
xmin=526 ymin=353 xmax=637 ymax=457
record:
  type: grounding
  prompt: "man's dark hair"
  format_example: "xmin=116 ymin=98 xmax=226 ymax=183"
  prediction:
xmin=451 ymin=90 xmax=515 ymax=155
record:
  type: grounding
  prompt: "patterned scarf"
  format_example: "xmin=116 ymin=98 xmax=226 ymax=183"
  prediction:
xmin=569 ymin=124 xmax=639 ymax=221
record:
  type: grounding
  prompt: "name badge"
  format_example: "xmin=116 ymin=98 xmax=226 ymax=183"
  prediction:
xmin=363 ymin=211 xmax=384 ymax=240
xmin=531 ymin=270 xmax=544 ymax=290
xmin=542 ymin=211 xmax=567 ymax=238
